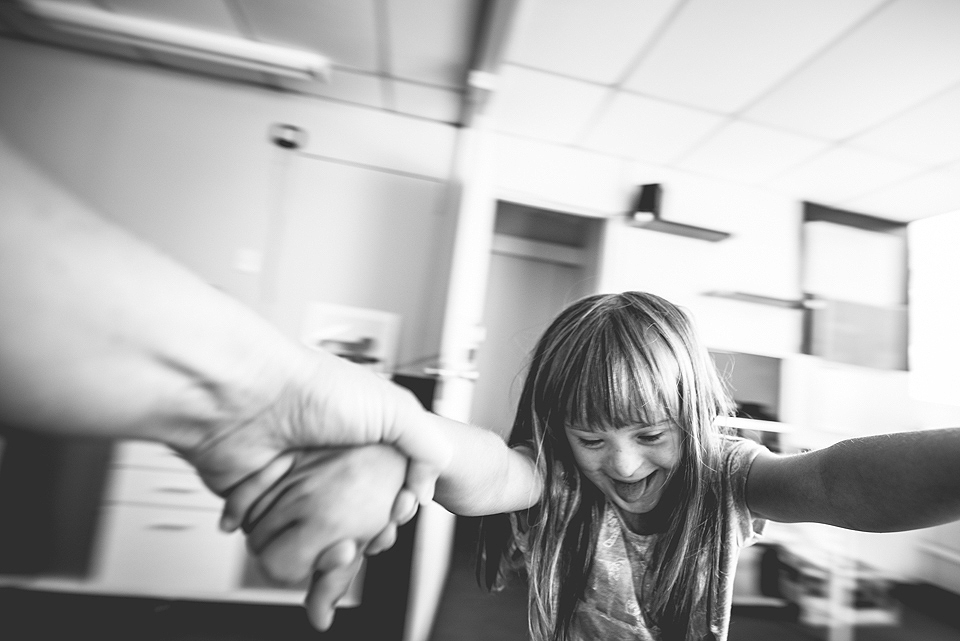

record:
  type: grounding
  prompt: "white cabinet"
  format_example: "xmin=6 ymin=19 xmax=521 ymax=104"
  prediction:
xmin=92 ymin=504 xmax=243 ymax=594
xmin=88 ymin=441 xmax=248 ymax=598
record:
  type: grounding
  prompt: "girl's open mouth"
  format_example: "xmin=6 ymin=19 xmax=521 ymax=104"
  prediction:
xmin=612 ymin=471 xmax=655 ymax=503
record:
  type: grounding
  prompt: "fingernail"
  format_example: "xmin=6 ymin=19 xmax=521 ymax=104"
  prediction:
xmin=219 ymin=516 xmax=237 ymax=532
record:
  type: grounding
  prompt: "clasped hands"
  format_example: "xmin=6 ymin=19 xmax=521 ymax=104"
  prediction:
xmin=180 ymin=351 xmax=452 ymax=631
xmin=221 ymin=444 xmax=420 ymax=631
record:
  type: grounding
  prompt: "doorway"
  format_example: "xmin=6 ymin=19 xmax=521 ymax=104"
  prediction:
xmin=429 ymin=201 xmax=604 ymax=641
xmin=469 ymin=201 xmax=605 ymax=438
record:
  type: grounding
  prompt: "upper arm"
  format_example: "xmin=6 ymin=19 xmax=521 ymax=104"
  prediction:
xmin=745 ymin=448 xmax=832 ymax=524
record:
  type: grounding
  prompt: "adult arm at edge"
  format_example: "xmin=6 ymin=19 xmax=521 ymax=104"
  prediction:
xmin=0 ymin=135 xmax=448 ymax=498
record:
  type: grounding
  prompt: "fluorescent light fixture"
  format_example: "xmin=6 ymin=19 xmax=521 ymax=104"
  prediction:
xmin=627 ymin=183 xmax=730 ymax=242
xmin=702 ymin=290 xmax=811 ymax=309
xmin=21 ymin=0 xmax=331 ymax=81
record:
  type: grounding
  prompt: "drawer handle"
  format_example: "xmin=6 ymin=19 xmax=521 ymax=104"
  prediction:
xmin=155 ymin=487 xmax=198 ymax=495
xmin=147 ymin=523 xmax=194 ymax=532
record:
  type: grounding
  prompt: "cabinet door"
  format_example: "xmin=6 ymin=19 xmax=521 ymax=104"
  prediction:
xmin=92 ymin=503 xmax=245 ymax=595
xmin=104 ymin=467 xmax=224 ymax=511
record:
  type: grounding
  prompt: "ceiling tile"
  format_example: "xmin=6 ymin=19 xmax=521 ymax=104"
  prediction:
xmin=844 ymin=162 xmax=960 ymax=221
xmin=847 ymin=83 xmax=960 ymax=167
xmin=236 ymin=0 xmax=379 ymax=71
xmin=504 ymin=0 xmax=680 ymax=84
xmin=765 ymin=146 xmax=927 ymax=205
xmin=743 ymin=0 xmax=960 ymax=139
xmin=384 ymin=0 xmax=478 ymax=89
xmin=275 ymin=68 xmax=384 ymax=109
xmin=580 ymin=91 xmax=726 ymax=163
xmin=391 ymin=79 xmax=463 ymax=123
xmin=623 ymin=0 xmax=886 ymax=113
xmin=102 ymin=0 xmax=242 ymax=36
xmin=675 ymin=120 xmax=830 ymax=184
xmin=486 ymin=65 xmax=609 ymax=144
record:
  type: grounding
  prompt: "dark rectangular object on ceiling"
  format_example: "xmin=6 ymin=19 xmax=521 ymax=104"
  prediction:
xmin=628 ymin=183 xmax=730 ymax=242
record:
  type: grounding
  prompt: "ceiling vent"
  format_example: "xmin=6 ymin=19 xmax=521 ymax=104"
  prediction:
xmin=627 ymin=183 xmax=730 ymax=242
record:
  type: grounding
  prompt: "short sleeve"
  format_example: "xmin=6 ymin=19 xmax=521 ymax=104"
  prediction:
xmin=721 ymin=435 xmax=767 ymax=547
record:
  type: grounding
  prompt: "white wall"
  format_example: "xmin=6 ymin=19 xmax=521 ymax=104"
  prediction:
xmin=0 ymin=37 xmax=459 ymax=368
xmin=491 ymin=132 xmax=805 ymax=358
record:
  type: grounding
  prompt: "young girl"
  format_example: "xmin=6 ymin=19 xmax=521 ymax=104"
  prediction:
xmin=229 ymin=291 xmax=960 ymax=641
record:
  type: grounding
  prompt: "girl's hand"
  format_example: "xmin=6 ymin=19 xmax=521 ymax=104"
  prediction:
xmin=221 ymin=444 xmax=413 ymax=586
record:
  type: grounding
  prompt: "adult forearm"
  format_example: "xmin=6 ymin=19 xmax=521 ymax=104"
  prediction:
xmin=0 ymin=138 xmax=306 ymax=472
xmin=1 ymin=139 xmax=452 ymax=501
xmin=816 ymin=428 xmax=960 ymax=532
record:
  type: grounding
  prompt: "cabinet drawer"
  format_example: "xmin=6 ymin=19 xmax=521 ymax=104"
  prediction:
xmin=92 ymin=503 xmax=245 ymax=594
xmin=112 ymin=440 xmax=195 ymax=472
xmin=105 ymin=467 xmax=223 ymax=510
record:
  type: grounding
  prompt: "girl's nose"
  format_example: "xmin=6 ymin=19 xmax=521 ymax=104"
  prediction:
xmin=608 ymin=445 xmax=644 ymax=479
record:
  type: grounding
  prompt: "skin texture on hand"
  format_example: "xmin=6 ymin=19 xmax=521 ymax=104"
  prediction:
xmin=226 ymin=444 xmax=408 ymax=629
xmin=183 ymin=348 xmax=451 ymax=507
xmin=240 ymin=444 xmax=407 ymax=583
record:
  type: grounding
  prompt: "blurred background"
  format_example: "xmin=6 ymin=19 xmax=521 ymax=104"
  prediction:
xmin=1 ymin=0 xmax=960 ymax=640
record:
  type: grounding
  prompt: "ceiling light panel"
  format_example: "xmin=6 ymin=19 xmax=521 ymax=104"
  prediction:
xmin=766 ymin=146 xmax=927 ymax=206
xmin=102 ymin=0 xmax=241 ymax=37
xmin=504 ymin=0 xmax=680 ymax=84
xmin=847 ymin=84 xmax=960 ymax=167
xmin=384 ymin=0 xmax=478 ymax=88
xmin=486 ymin=65 xmax=609 ymax=144
xmin=236 ymin=0 xmax=378 ymax=71
xmin=675 ymin=120 xmax=829 ymax=184
xmin=743 ymin=0 xmax=960 ymax=140
xmin=581 ymin=92 xmax=725 ymax=163
xmin=623 ymin=0 xmax=886 ymax=114
xmin=145 ymin=49 xmax=270 ymax=84
xmin=7 ymin=10 xmax=143 ymax=62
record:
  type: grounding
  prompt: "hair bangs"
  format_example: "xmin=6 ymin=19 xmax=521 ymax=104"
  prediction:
xmin=558 ymin=317 xmax=673 ymax=433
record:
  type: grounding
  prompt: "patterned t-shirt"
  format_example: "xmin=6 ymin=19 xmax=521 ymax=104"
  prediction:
xmin=570 ymin=435 xmax=766 ymax=641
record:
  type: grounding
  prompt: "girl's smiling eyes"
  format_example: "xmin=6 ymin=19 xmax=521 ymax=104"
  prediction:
xmin=635 ymin=431 xmax=665 ymax=444
xmin=576 ymin=436 xmax=604 ymax=449
xmin=570 ymin=424 xmax=669 ymax=449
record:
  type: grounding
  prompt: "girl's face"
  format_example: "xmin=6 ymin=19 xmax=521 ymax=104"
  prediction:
xmin=565 ymin=419 xmax=681 ymax=529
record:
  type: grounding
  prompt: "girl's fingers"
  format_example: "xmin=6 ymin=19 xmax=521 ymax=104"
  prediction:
xmin=314 ymin=539 xmax=358 ymax=573
xmin=403 ymin=460 xmax=439 ymax=505
xmin=391 ymin=488 xmax=419 ymax=525
xmin=305 ymin=547 xmax=364 ymax=631
xmin=219 ymin=453 xmax=294 ymax=532
xmin=366 ymin=524 xmax=397 ymax=556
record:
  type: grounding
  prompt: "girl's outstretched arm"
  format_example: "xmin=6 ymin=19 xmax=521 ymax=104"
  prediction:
xmin=746 ymin=427 xmax=960 ymax=532
xmin=426 ymin=413 xmax=542 ymax=516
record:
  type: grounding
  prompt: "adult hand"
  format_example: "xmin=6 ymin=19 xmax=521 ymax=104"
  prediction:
xmin=179 ymin=347 xmax=451 ymax=525
xmin=221 ymin=444 xmax=417 ymax=629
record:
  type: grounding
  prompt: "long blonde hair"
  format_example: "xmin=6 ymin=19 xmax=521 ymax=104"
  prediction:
xmin=478 ymin=292 xmax=734 ymax=641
